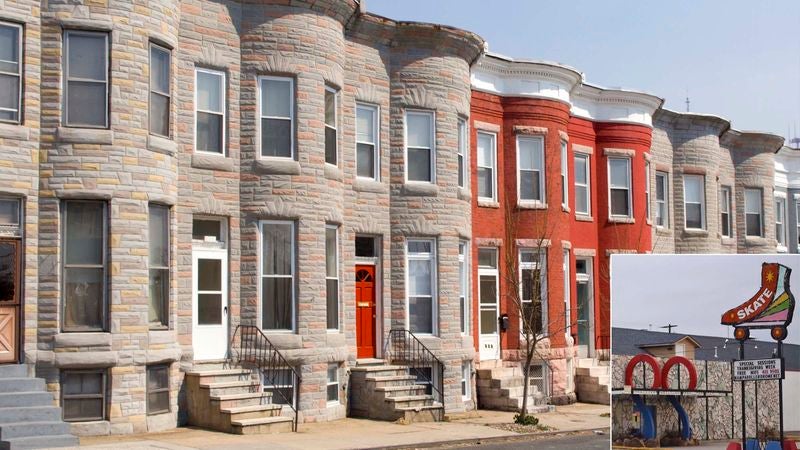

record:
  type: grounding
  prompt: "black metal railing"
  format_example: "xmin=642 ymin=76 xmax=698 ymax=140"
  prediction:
xmin=383 ymin=329 xmax=445 ymax=409
xmin=228 ymin=325 xmax=301 ymax=431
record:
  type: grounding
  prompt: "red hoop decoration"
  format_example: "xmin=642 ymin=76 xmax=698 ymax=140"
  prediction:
xmin=624 ymin=354 xmax=662 ymax=389
xmin=660 ymin=356 xmax=697 ymax=390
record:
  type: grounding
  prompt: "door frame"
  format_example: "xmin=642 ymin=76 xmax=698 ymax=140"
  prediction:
xmin=575 ymin=256 xmax=594 ymax=358
xmin=477 ymin=248 xmax=500 ymax=361
xmin=0 ymin=239 xmax=21 ymax=364
xmin=191 ymin=247 xmax=229 ymax=361
xmin=355 ymin=263 xmax=378 ymax=359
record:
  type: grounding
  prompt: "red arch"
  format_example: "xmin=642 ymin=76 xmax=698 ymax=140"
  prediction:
xmin=624 ymin=354 xmax=662 ymax=389
xmin=660 ymin=356 xmax=697 ymax=390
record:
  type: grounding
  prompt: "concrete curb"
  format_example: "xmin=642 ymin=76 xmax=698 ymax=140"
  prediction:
xmin=365 ymin=427 xmax=610 ymax=449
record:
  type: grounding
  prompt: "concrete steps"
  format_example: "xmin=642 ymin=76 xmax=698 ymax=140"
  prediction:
xmin=0 ymin=364 xmax=78 ymax=450
xmin=575 ymin=358 xmax=610 ymax=405
xmin=349 ymin=361 xmax=443 ymax=423
xmin=476 ymin=364 xmax=554 ymax=414
xmin=186 ymin=366 xmax=293 ymax=435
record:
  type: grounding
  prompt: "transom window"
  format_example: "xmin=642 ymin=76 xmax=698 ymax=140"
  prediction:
xmin=62 ymin=200 xmax=107 ymax=331
xmin=518 ymin=136 xmax=545 ymax=203
xmin=0 ymin=21 xmax=23 ymax=124
xmin=259 ymin=76 xmax=294 ymax=158
xmin=744 ymin=188 xmax=763 ymax=237
xmin=356 ymin=103 xmax=379 ymax=180
xmin=683 ymin=175 xmax=705 ymax=230
xmin=655 ymin=171 xmax=668 ymax=228
xmin=608 ymin=158 xmax=631 ymax=217
xmin=574 ymin=153 xmax=590 ymax=216
xmin=149 ymin=43 xmax=171 ymax=137
xmin=477 ymin=132 xmax=497 ymax=201
xmin=720 ymin=186 xmax=732 ymax=237
xmin=61 ymin=370 xmax=106 ymax=422
xmin=64 ymin=30 xmax=109 ymax=128
xmin=457 ymin=119 xmax=468 ymax=189
xmin=195 ymin=68 xmax=225 ymax=154
xmin=260 ymin=221 xmax=295 ymax=331
xmin=405 ymin=110 xmax=434 ymax=183
xmin=325 ymin=225 xmax=339 ymax=330
xmin=324 ymin=86 xmax=338 ymax=165
xmin=406 ymin=239 xmax=436 ymax=334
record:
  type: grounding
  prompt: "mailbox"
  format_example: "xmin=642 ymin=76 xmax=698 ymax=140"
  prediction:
xmin=499 ymin=314 xmax=509 ymax=332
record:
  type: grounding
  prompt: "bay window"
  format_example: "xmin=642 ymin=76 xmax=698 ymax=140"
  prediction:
xmin=405 ymin=111 xmax=434 ymax=183
xmin=195 ymin=68 xmax=225 ymax=154
xmin=608 ymin=158 xmax=631 ymax=217
xmin=260 ymin=221 xmax=295 ymax=331
xmin=325 ymin=86 xmax=338 ymax=165
xmin=149 ymin=204 xmax=169 ymax=328
xmin=356 ymin=103 xmax=378 ymax=179
xmin=477 ymin=132 xmax=496 ymax=201
xmin=149 ymin=43 xmax=171 ymax=137
xmin=259 ymin=76 xmax=293 ymax=158
xmin=574 ymin=153 xmax=590 ymax=215
xmin=325 ymin=225 xmax=339 ymax=330
xmin=683 ymin=175 xmax=705 ymax=230
xmin=519 ymin=249 xmax=546 ymax=336
xmin=64 ymin=30 xmax=109 ymax=128
xmin=62 ymin=200 xmax=107 ymax=331
xmin=518 ymin=136 xmax=545 ymax=203
xmin=407 ymin=239 xmax=436 ymax=334
xmin=744 ymin=188 xmax=763 ymax=237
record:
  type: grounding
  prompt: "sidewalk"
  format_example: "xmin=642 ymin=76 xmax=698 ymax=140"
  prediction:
xmin=76 ymin=403 xmax=610 ymax=449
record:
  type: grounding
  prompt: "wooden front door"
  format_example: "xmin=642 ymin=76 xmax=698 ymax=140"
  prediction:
xmin=355 ymin=265 xmax=376 ymax=359
xmin=0 ymin=240 xmax=20 ymax=364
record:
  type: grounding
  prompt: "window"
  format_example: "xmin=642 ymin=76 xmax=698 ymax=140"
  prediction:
xmin=0 ymin=21 xmax=22 ymax=123
xmin=459 ymin=241 xmax=469 ymax=335
xmin=527 ymin=364 xmax=549 ymax=397
xmin=325 ymin=86 xmax=338 ymax=165
xmin=62 ymin=201 xmax=107 ymax=331
xmin=407 ymin=239 xmax=436 ymax=334
xmin=519 ymin=250 xmax=546 ymax=336
xmin=457 ymin=118 xmax=468 ymax=189
xmin=477 ymin=132 xmax=496 ymax=201
xmin=775 ymin=197 xmax=786 ymax=248
xmin=655 ymin=171 xmax=668 ymax=228
xmin=574 ymin=153 xmax=590 ymax=215
xmin=562 ymin=249 xmax=570 ymax=334
xmin=608 ymin=158 xmax=631 ymax=217
xmin=149 ymin=204 xmax=169 ymax=328
xmin=478 ymin=248 xmax=498 ymax=337
xmin=797 ymin=202 xmax=800 ymax=246
xmin=518 ymin=136 xmax=545 ymax=203
xmin=64 ymin=30 xmax=109 ymax=128
xmin=0 ymin=197 xmax=21 ymax=236
xmin=326 ymin=363 xmax=339 ymax=404
xmin=149 ymin=43 xmax=171 ymax=137
xmin=683 ymin=175 xmax=705 ymax=230
xmin=720 ymin=186 xmax=732 ymax=237
xmin=61 ymin=370 xmax=106 ymax=422
xmin=260 ymin=221 xmax=295 ymax=331
xmin=645 ymin=161 xmax=651 ymax=220
xmin=146 ymin=365 xmax=170 ymax=415
xmin=561 ymin=141 xmax=568 ymax=208
xmin=192 ymin=217 xmax=226 ymax=246
xmin=356 ymin=103 xmax=378 ymax=179
xmin=461 ymin=361 xmax=471 ymax=400
xmin=745 ymin=188 xmax=763 ymax=237
xmin=195 ymin=68 xmax=225 ymax=154
xmin=325 ymin=225 xmax=339 ymax=330
xmin=411 ymin=366 xmax=433 ymax=396
xmin=405 ymin=110 xmax=434 ymax=182
xmin=259 ymin=76 xmax=294 ymax=158
xmin=355 ymin=235 xmax=377 ymax=258
xmin=262 ymin=368 xmax=296 ymax=407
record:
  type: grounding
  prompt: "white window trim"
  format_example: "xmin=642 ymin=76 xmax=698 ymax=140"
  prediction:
xmin=63 ymin=29 xmax=109 ymax=129
xmin=148 ymin=203 xmax=170 ymax=328
xmin=477 ymin=131 xmax=497 ymax=202
xmin=562 ymin=249 xmax=570 ymax=337
xmin=561 ymin=140 xmax=569 ymax=208
xmin=356 ymin=103 xmax=380 ymax=181
xmin=324 ymin=85 xmax=338 ymax=166
xmin=574 ymin=153 xmax=591 ymax=216
xmin=775 ymin=196 xmax=787 ymax=250
xmin=258 ymin=220 xmax=296 ymax=333
xmin=326 ymin=224 xmax=340 ymax=332
xmin=682 ymin=175 xmax=706 ymax=230
xmin=458 ymin=240 xmax=469 ymax=335
xmin=720 ymin=185 xmax=732 ymax=237
xmin=517 ymin=135 xmax=546 ymax=205
xmin=326 ymin=363 xmax=339 ymax=406
xmin=796 ymin=201 xmax=800 ymax=247
xmin=461 ymin=361 xmax=471 ymax=401
xmin=256 ymin=75 xmax=294 ymax=160
xmin=457 ymin=118 xmax=469 ymax=189
xmin=404 ymin=109 xmax=436 ymax=184
xmin=406 ymin=238 xmax=437 ymax=336
xmin=194 ymin=68 xmax=226 ymax=156
xmin=655 ymin=171 xmax=669 ymax=228
xmin=645 ymin=161 xmax=651 ymax=221
xmin=148 ymin=42 xmax=171 ymax=138
xmin=608 ymin=157 xmax=632 ymax=218
xmin=519 ymin=249 xmax=547 ymax=338
xmin=0 ymin=21 xmax=23 ymax=124
xmin=477 ymin=247 xmax=499 ymax=340
xmin=744 ymin=188 xmax=763 ymax=237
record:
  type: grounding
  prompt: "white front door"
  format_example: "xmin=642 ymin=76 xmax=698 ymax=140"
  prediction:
xmin=478 ymin=247 xmax=500 ymax=361
xmin=192 ymin=249 xmax=228 ymax=360
xmin=575 ymin=257 xmax=594 ymax=359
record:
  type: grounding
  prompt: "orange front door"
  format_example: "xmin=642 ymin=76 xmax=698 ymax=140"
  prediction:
xmin=355 ymin=265 xmax=376 ymax=359
xmin=0 ymin=240 xmax=20 ymax=364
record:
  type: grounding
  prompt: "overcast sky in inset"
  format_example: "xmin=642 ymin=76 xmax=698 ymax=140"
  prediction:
xmin=368 ymin=0 xmax=800 ymax=141
xmin=611 ymin=254 xmax=800 ymax=345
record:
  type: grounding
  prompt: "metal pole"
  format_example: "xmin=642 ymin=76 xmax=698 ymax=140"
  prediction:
xmin=778 ymin=340 xmax=784 ymax=445
xmin=740 ymin=340 xmax=746 ymax=450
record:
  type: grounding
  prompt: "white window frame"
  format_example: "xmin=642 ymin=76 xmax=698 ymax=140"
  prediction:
xmin=0 ymin=21 xmax=23 ymax=124
xmin=326 ymin=363 xmax=339 ymax=405
xmin=461 ymin=361 xmax=471 ymax=401
xmin=63 ymin=29 xmax=109 ymax=128
xmin=744 ymin=188 xmax=763 ymax=237
xmin=324 ymin=85 xmax=338 ymax=166
xmin=645 ymin=161 xmax=651 ymax=221
xmin=478 ymin=247 xmax=499 ymax=340
xmin=517 ymin=135 xmax=546 ymax=204
xmin=477 ymin=131 xmax=497 ymax=202
xmin=406 ymin=238 xmax=437 ymax=335
xmin=325 ymin=224 xmax=340 ymax=331
xmin=459 ymin=240 xmax=470 ymax=335
xmin=561 ymin=140 xmax=568 ymax=208
xmin=356 ymin=103 xmax=379 ymax=181
xmin=655 ymin=171 xmax=668 ymax=228
xmin=148 ymin=203 xmax=170 ymax=329
xmin=775 ymin=196 xmax=786 ymax=249
xmin=258 ymin=220 xmax=296 ymax=333
xmin=574 ymin=153 xmax=590 ymax=216
xmin=562 ymin=248 xmax=570 ymax=336
xmin=519 ymin=249 xmax=547 ymax=338
xmin=404 ymin=110 xmax=435 ymax=183
xmin=457 ymin=118 xmax=468 ymax=189
xmin=608 ymin=157 xmax=632 ymax=218
xmin=720 ymin=185 xmax=732 ymax=237
xmin=797 ymin=201 xmax=800 ymax=246
xmin=194 ymin=67 xmax=226 ymax=155
xmin=148 ymin=42 xmax=171 ymax=138
xmin=257 ymin=75 xmax=294 ymax=159
xmin=683 ymin=174 xmax=705 ymax=230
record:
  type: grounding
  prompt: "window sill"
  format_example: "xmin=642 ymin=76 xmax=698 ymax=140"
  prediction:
xmin=745 ymin=236 xmax=769 ymax=246
xmin=324 ymin=164 xmax=343 ymax=181
xmin=353 ymin=178 xmax=387 ymax=194
xmin=0 ymin=122 xmax=30 ymax=141
xmin=518 ymin=201 xmax=547 ymax=210
xmin=54 ymin=332 xmax=112 ymax=348
xmin=192 ymin=153 xmax=234 ymax=172
xmin=477 ymin=199 xmax=499 ymax=208
xmin=57 ymin=127 xmax=114 ymax=145
xmin=682 ymin=228 xmax=708 ymax=237
xmin=401 ymin=182 xmax=438 ymax=197
xmin=646 ymin=218 xmax=653 ymax=226
xmin=655 ymin=227 xmax=672 ymax=236
xmin=608 ymin=216 xmax=634 ymax=224
xmin=458 ymin=188 xmax=472 ymax=201
xmin=776 ymin=245 xmax=788 ymax=253
xmin=253 ymin=158 xmax=301 ymax=175
xmin=562 ymin=204 xmax=570 ymax=213
xmin=720 ymin=237 xmax=735 ymax=245
xmin=575 ymin=214 xmax=593 ymax=222
xmin=147 ymin=134 xmax=178 ymax=156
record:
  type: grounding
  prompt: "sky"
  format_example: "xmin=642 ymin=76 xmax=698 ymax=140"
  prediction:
xmin=368 ymin=0 xmax=800 ymax=141
xmin=612 ymin=254 xmax=800 ymax=345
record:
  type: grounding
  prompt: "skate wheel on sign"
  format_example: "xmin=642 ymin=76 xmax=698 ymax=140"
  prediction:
xmin=771 ymin=326 xmax=787 ymax=341
xmin=734 ymin=327 xmax=749 ymax=341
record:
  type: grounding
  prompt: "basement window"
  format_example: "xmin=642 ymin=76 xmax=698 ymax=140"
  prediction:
xmin=327 ymin=363 xmax=339 ymax=405
xmin=61 ymin=370 xmax=107 ymax=422
xmin=147 ymin=364 xmax=170 ymax=415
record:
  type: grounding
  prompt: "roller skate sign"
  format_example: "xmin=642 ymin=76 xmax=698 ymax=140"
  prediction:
xmin=732 ymin=358 xmax=784 ymax=381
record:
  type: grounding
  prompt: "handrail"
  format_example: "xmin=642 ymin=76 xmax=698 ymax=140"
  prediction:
xmin=228 ymin=325 xmax=301 ymax=432
xmin=383 ymin=329 xmax=445 ymax=409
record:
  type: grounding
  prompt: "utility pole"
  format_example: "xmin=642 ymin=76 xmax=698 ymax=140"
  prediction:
xmin=660 ymin=323 xmax=677 ymax=333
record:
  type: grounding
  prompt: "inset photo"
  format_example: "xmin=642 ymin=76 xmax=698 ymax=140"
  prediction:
xmin=611 ymin=254 xmax=799 ymax=449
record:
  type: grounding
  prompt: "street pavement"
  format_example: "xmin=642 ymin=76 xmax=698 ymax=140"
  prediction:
xmin=424 ymin=432 xmax=609 ymax=450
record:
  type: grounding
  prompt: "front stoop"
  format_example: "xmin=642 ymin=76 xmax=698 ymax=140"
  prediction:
xmin=185 ymin=367 xmax=293 ymax=434
xmin=349 ymin=359 xmax=444 ymax=424
xmin=0 ymin=364 xmax=79 ymax=450
xmin=476 ymin=366 xmax=555 ymax=414
xmin=575 ymin=358 xmax=610 ymax=405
